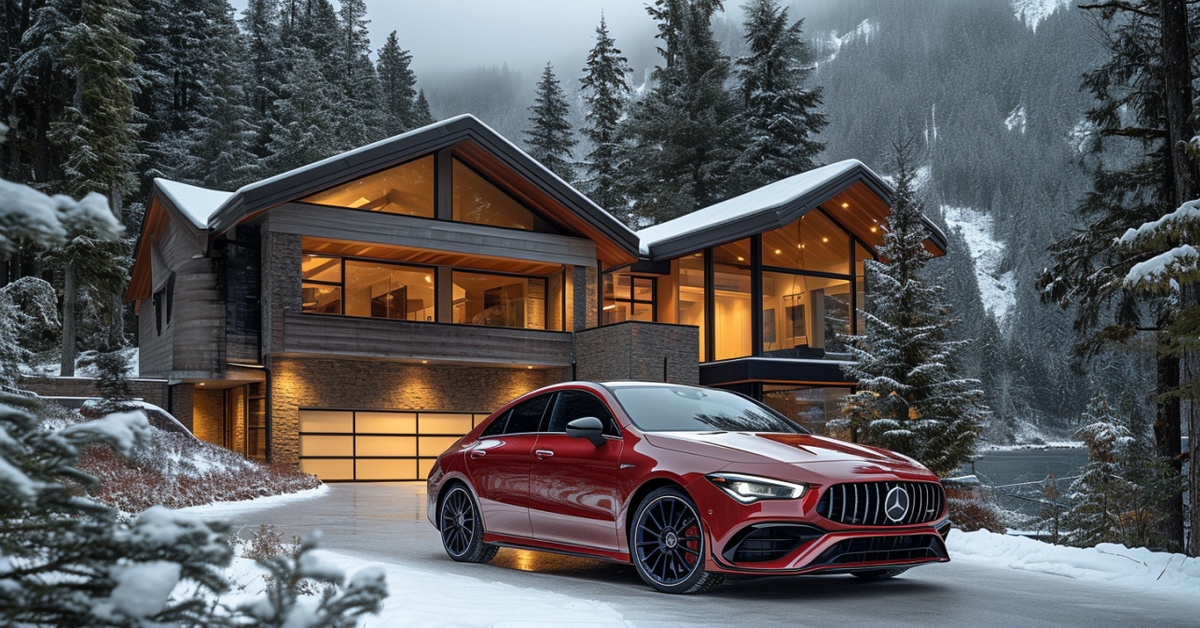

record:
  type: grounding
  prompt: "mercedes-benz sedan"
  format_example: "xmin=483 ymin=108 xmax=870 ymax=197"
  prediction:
xmin=426 ymin=381 xmax=950 ymax=593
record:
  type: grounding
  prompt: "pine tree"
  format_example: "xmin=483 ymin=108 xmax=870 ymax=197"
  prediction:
xmin=333 ymin=0 xmax=381 ymax=150
xmin=620 ymin=0 xmax=746 ymax=224
xmin=524 ymin=62 xmax=576 ymax=181
xmin=239 ymin=0 xmax=285 ymax=168
xmin=838 ymin=141 xmax=985 ymax=477
xmin=1036 ymin=0 xmax=1197 ymax=553
xmin=735 ymin=0 xmax=826 ymax=188
xmin=578 ymin=14 xmax=632 ymax=216
xmin=377 ymin=30 xmax=419 ymax=136
xmin=268 ymin=46 xmax=342 ymax=174
xmin=413 ymin=89 xmax=435 ymax=127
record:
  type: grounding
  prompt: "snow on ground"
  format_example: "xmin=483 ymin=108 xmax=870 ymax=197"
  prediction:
xmin=1011 ymin=0 xmax=1072 ymax=32
xmin=943 ymin=205 xmax=1015 ymax=327
xmin=947 ymin=529 xmax=1200 ymax=595
xmin=186 ymin=488 xmax=627 ymax=627
xmin=178 ymin=487 xmax=1200 ymax=626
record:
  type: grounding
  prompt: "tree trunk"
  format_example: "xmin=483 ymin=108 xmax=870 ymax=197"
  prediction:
xmin=60 ymin=266 xmax=76 ymax=377
xmin=1155 ymin=340 xmax=1184 ymax=550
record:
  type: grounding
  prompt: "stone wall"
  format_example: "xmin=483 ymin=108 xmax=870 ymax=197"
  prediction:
xmin=20 ymin=376 xmax=168 ymax=408
xmin=574 ymin=321 xmax=699 ymax=385
xmin=267 ymin=356 xmax=569 ymax=466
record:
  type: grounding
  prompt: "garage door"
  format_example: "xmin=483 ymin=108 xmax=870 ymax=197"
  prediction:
xmin=298 ymin=409 xmax=487 ymax=481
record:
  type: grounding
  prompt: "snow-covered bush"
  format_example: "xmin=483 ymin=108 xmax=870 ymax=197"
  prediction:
xmin=0 ymin=394 xmax=383 ymax=626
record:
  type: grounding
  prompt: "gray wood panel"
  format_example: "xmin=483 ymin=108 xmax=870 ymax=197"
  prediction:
xmin=280 ymin=313 xmax=573 ymax=366
xmin=267 ymin=203 xmax=599 ymax=268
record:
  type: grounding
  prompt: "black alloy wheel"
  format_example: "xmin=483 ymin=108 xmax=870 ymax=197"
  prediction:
xmin=439 ymin=484 xmax=498 ymax=563
xmin=630 ymin=486 xmax=724 ymax=594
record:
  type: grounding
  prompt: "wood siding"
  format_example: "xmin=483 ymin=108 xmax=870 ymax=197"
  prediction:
xmin=280 ymin=313 xmax=573 ymax=366
xmin=267 ymin=203 xmax=599 ymax=268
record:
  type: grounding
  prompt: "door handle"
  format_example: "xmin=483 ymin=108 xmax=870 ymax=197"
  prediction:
xmin=469 ymin=449 xmax=487 ymax=459
xmin=534 ymin=449 xmax=554 ymax=460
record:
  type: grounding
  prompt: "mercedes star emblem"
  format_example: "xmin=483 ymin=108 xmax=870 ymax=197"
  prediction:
xmin=884 ymin=486 xmax=910 ymax=523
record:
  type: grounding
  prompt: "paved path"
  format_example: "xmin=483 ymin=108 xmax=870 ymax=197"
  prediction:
xmin=214 ymin=482 xmax=1199 ymax=627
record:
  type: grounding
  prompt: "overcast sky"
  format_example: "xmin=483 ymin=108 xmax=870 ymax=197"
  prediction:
xmin=231 ymin=1 xmax=738 ymax=77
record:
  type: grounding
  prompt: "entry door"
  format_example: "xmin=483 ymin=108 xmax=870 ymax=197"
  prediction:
xmin=465 ymin=393 xmax=552 ymax=538
xmin=527 ymin=390 xmax=625 ymax=551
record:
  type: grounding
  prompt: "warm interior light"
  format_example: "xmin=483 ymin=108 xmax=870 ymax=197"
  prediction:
xmin=870 ymin=226 xmax=878 ymax=233
xmin=774 ymin=249 xmax=782 ymax=255
xmin=841 ymin=202 xmax=850 ymax=209
xmin=198 ymin=382 xmax=205 ymax=387
xmin=822 ymin=237 xmax=829 ymax=243
xmin=737 ymin=256 xmax=744 ymax=261
xmin=424 ymin=275 xmax=432 ymax=283
xmin=603 ymin=304 xmax=616 ymax=311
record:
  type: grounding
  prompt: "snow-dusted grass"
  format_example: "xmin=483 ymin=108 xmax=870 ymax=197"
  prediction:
xmin=43 ymin=403 xmax=320 ymax=512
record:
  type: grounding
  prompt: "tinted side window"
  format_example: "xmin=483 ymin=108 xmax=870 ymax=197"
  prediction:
xmin=501 ymin=394 xmax=552 ymax=434
xmin=546 ymin=390 xmax=620 ymax=437
xmin=479 ymin=410 xmax=510 ymax=437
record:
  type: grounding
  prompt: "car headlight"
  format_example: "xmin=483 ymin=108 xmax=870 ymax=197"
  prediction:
xmin=705 ymin=473 xmax=807 ymax=504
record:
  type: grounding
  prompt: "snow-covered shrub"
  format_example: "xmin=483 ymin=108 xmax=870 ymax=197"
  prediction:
xmin=238 ymin=531 xmax=387 ymax=628
xmin=0 ymin=395 xmax=383 ymax=626
xmin=1 ymin=276 xmax=60 ymax=357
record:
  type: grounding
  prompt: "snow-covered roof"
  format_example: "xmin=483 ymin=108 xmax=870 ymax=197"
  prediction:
xmin=153 ymin=178 xmax=233 ymax=229
xmin=638 ymin=160 xmax=869 ymax=257
xmin=634 ymin=159 xmax=950 ymax=261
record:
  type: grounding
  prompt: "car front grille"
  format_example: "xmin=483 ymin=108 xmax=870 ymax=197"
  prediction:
xmin=812 ymin=534 xmax=947 ymax=567
xmin=817 ymin=481 xmax=944 ymax=526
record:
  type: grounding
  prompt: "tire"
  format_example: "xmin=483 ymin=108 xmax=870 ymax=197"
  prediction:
xmin=629 ymin=486 xmax=724 ymax=594
xmin=438 ymin=484 xmax=498 ymax=563
xmin=851 ymin=567 xmax=909 ymax=581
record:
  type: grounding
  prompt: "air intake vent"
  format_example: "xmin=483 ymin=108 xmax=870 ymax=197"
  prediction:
xmin=813 ymin=534 xmax=946 ymax=566
xmin=817 ymin=481 xmax=944 ymax=526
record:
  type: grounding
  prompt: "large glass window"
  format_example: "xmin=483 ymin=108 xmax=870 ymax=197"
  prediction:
xmin=761 ymin=386 xmax=851 ymax=435
xmin=761 ymin=272 xmax=851 ymax=355
xmin=301 ymin=156 xmax=434 ymax=218
xmin=714 ymin=240 xmax=752 ymax=360
xmin=453 ymin=159 xmax=557 ymax=232
xmin=762 ymin=210 xmax=850 ymax=275
xmin=301 ymin=255 xmax=435 ymax=321
xmin=452 ymin=270 xmax=551 ymax=330
xmin=603 ymin=274 xmax=654 ymax=324
xmin=677 ymin=253 xmax=707 ymax=361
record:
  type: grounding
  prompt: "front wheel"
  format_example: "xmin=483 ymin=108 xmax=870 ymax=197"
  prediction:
xmin=629 ymin=487 xmax=724 ymax=594
xmin=439 ymin=484 xmax=498 ymax=563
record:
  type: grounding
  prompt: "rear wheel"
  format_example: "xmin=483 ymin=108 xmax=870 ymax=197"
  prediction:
xmin=439 ymin=484 xmax=498 ymax=563
xmin=630 ymin=487 xmax=724 ymax=594
xmin=851 ymin=567 xmax=909 ymax=581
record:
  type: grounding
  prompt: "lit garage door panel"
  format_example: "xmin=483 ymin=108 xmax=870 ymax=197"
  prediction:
xmin=298 ymin=409 xmax=486 ymax=481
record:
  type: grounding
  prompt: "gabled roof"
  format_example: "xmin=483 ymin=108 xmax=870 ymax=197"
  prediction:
xmin=204 ymin=114 xmax=640 ymax=263
xmin=636 ymin=159 xmax=948 ymax=261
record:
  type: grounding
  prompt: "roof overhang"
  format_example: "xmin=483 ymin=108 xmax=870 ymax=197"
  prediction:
xmin=638 ymin=160 xmax=948 ymax=261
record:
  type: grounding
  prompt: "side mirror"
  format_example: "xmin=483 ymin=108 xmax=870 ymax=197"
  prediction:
xmin=566 ymin=416 xmax=606 ymax=447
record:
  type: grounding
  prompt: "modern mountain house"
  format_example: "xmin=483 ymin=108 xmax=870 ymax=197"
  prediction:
xmin=126 ymin=115 xmax=946 ymax=481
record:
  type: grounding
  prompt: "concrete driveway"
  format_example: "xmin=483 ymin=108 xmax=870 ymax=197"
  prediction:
xmin=213 ymin=482 xmax=1198 ymax=627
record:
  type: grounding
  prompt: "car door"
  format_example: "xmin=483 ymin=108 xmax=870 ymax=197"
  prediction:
xmin=528 ymin=389 xmax=625 ymax=551
xmin=465 ymin=393 xmax=551 ymax=539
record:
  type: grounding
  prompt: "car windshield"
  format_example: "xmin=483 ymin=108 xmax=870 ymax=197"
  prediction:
xmin=608 ymin=385 xmax=809 ymax=434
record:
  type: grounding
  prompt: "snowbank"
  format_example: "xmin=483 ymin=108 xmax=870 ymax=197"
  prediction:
xmin=947 ymin=529 xmax=1200 ymax=595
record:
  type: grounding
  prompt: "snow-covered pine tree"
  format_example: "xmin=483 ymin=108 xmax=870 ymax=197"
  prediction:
xmin=239 ymin=0 xmax=285 ymax=167
xmin=578 ymin=14 xmax=632 ymax=217
xmin=1061 ymin=391 xmax=1176 ymax=549
xmin=838 ymin=140 xmax=985 ymax=477
xmin=524 ymin=62 xmax=576 ymax=182
xmin=734 ymin=0 xmax=826 ymax=189
xmin=413 ymin=89 xmax=436 ymax=127
xmin=177 ymin=0 xmax=260 ymax=189
xmin=377 ymin=30 xmax=420 ymax=136
xmin=1036 ymin=0 xmax=1195 ymax=553
xmin=333 ymin=0 xmax=382 ymax=150
xmin=620 ymin=0 xmax=746 ymax=224
xmin=267 ymin=46 xmax=343 ymax=174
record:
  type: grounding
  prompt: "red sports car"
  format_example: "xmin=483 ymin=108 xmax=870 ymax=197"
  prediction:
xmin=426 ymin=381 xmax=950 ymax=593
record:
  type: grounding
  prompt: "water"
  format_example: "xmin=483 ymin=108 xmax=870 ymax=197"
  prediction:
xmin=956 ymin=447 xmax=1089 ymax=516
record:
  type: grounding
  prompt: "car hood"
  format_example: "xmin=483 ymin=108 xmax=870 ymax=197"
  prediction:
xmin=642 ymin=431 xmax=930 ymax=475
